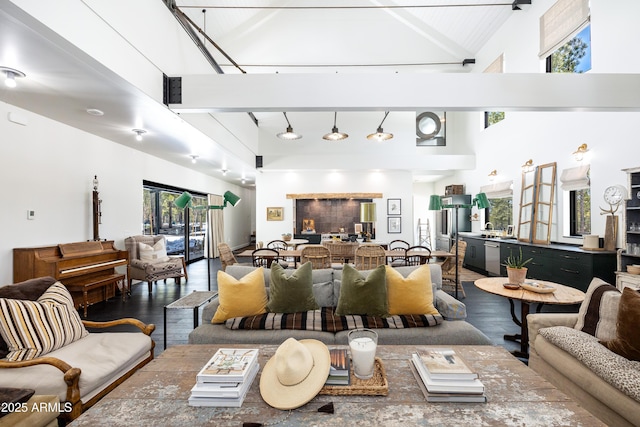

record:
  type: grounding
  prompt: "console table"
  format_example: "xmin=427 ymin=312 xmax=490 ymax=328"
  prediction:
xmin=71 ymin=344 xmax=603 ymax=426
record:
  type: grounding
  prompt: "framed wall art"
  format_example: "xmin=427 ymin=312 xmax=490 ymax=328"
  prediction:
xmin=388 ymin=217 xmax=401 ymax=233
xmin=266 ymin=207 xmax=284 ymax=221
xmin=387 ymin=198 xmax=401 ymax=215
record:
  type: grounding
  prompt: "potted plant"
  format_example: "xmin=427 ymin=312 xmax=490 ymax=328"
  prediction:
xmin=281 ymin=233 xmax=292 ymax=241
xmin=502 ymin=248 xmax=532 ymax=284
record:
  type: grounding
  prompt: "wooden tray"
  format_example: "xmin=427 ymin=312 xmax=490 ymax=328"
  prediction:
xmin=320 ymin=357 xmax=388 ymax=396
xmin=521 ymin=281 xmax=556 ymax=293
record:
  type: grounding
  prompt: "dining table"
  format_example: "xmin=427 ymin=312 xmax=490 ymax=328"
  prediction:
xmin=235 ymin=247 xmax=454 ymax=266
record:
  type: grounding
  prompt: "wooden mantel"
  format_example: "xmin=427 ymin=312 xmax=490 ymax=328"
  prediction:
xmin=286 ymin=192 xmax=383 ymax=199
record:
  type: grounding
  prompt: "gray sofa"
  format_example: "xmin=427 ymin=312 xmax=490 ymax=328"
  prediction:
xmin=189 ymin=264 xmax=491 ymax=346
xmin=528 ymin=311 xmax=640 ymax=427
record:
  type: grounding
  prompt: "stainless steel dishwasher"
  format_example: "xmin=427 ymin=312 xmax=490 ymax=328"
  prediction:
xmin=484 ymin=241 xmax=501 ymax=276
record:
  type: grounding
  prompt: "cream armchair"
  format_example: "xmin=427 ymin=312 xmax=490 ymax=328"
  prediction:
xmin=124 ymin=235 xmax=188 ymax=294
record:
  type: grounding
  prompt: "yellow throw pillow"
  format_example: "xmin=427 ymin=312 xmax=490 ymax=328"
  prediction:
xmin=212 ymin=268 xmax=268 ymax=323
xmin=385 ymin=265 xmax=439 ymax=316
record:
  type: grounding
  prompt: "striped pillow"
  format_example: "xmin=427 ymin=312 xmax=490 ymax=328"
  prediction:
xmin=574 ymin=278 xmax=621 ymax=340
xmin=0 ymin=282 xmax=88 ymax=361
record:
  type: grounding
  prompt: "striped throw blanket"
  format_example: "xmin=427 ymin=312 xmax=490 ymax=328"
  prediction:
xmin=225 ymin=307 xmax=443 ymax=332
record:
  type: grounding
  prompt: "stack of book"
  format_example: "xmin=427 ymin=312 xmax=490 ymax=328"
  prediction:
xmin=325 ymin=348 xmax=350 ymax=386
xmin=410 ymin=348 xmax=487 ymax=403
xmin=188 ymin=348 xmax=259 ymax=407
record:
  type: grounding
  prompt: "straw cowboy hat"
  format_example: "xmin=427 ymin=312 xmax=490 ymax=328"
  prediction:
xmin=259 ymin=338 xmax=331 ymax=410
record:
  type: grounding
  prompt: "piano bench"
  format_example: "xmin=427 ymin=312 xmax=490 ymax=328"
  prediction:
xmin=66 ymin=273 xmax=125 ymax=317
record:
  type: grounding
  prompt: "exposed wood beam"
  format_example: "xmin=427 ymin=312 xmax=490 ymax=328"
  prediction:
xmin=286 ymin=193 xmax=383 ymax=200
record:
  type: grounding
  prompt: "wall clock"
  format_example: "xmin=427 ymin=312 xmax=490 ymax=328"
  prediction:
xmin=600 ymin=184 xmax=627 ymax=215
xmin=603 ymin=185 xmax=627 ymax=206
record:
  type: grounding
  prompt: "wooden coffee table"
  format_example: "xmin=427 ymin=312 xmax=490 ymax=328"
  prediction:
xmin=474 ymin=277 xmax=585 ymax=359
xmin=71 ymin=344 xmax=603 ymax=426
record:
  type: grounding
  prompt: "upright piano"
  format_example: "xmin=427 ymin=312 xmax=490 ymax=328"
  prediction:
xmin=13 ymin=240 xmax=128 ymax=316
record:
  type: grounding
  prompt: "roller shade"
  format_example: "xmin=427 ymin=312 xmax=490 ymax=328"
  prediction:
xmin=480 ymin=181 xmax=513 ymax=199
xmin=483 ymin=54 xmax=504 ymax=74
xmin=560 ymin=165 xmax=590 ymax=191
xmin=539 ymin=0 xmax=590 ymax=58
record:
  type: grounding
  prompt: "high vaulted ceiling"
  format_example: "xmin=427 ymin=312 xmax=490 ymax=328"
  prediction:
xmin=0 ymin=0 xmax=524 ymax=186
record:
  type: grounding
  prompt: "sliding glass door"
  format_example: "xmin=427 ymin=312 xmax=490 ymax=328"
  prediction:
xmin=142 ymin=182 xmax=206 ymax=263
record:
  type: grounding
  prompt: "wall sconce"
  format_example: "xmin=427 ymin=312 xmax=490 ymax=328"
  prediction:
xmin=0 ymin=67 xmax=26 ymax=88
xmin=572 ymin=143 xmax=589 ymax=161
xmin=488 ymin=170 xmax=497 ymax=181
xmin=521 ymin=159 xmax=534 ymax=173
xmin=132 ymin=129 xmax=146 ymax=141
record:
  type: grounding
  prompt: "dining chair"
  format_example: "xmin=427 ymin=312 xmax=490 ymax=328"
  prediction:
xmin=267 ymin=239 xmax=294 ymax=265
xmin=387 ymin=239 xmax=410 ymax=266
xmin=441 ymin=240 xmax=468 ymax=298
xmin=300 ymin=245 xmax=331 ymax=269
xmin=267 ymin=240 xmax=289 ymax=251
xmin=251 ymin=248 xmax=289 ymax=269
xmin=354 ymin=245 xmax=386 ymax=270
xmin=322 ymin=241 xmax=359 ymax=269
xmin=404 ymin=245 xmax=432 ymax=266
xmin=217 ymin=242 xmax=238 ymax=271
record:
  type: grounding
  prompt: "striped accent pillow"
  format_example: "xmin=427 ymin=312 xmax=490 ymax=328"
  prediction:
xmin=574 ymin=278 xmax=621 ymax=340
xmin=0 ymin=282 xmax=88 ymax=361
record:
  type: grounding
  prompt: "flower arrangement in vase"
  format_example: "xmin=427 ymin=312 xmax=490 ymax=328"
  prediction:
xmin=281 ymin=233 xmax=292 ymax=241
xmin=502 ymin=248 xmax=533 ymax=285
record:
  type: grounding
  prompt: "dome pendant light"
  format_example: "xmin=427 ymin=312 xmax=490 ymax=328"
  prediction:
xmin=277 ymin=112 xmax=302 ymax=140
xmin=322 ymin=112 xmax=349 ymax=141
xmin=367 ymin=111 xmax=393 ymax=141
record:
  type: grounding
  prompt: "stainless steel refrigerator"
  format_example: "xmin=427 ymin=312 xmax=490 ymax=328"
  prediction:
xmin=435 ymin=194 xmax=472 ymax=251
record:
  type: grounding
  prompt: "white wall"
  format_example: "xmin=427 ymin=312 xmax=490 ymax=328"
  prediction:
xmin=437 ymin=0 xmax=640 ymax=246
xmin=256 ymin=171 xmax=415 ymax=245
xmin=0 ymin=101 xmax=255 ymax=284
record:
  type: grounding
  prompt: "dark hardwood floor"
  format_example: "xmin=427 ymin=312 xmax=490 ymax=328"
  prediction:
xmin=82 ymin=255 xmax=579 ymax=358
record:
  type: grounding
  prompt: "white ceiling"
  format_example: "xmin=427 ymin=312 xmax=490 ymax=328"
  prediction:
xmin=0 ymin=0 xmax=522 ymax=186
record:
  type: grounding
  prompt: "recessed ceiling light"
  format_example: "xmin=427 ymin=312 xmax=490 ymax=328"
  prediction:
xmin=0 ymin=67 xmax=26 ymax=88
xmin=132 ymin=129 xmax=147 ymax=141
xmin=86 ymin=108 xmax=104 ymax=116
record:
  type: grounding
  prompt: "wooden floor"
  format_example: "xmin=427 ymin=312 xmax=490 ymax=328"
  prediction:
xmin=83 ymin=254 xmax=580 ymax=358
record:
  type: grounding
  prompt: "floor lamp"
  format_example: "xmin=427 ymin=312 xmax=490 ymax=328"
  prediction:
xmin=429 ymin=193 xmax=490 ymax=300
xmin=174 ymin=190 xmax=241 ymax=290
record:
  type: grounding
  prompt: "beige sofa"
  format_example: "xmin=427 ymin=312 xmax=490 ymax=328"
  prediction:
xmin=528 ymin=295 xmax=640 ymax=426
xmin=0 ymin=277 xmax=156 ymax=423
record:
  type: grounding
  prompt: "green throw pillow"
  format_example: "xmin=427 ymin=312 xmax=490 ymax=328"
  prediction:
xmin=268 ymin=262 xmax=318 ymax=313
xmin=335 ymin=264 xmax=388 ymax=317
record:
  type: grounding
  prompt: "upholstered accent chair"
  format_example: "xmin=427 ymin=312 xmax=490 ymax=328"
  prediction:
xmin=124 ymin=235 xmax=188 ymax=294
xmin=441 ymin=240 xmax=468 ymax=298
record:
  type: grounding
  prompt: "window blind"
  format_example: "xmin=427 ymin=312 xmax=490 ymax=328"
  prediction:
xmin=483 ymin=54 xmax=504 ymax=74
xmin=480 ymin=180 xmax=513 ymax=199
xmin=560 ymin=165 xmax=590 ymax=191
xmin=539 ymin=0 xmax=590 ymax=59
